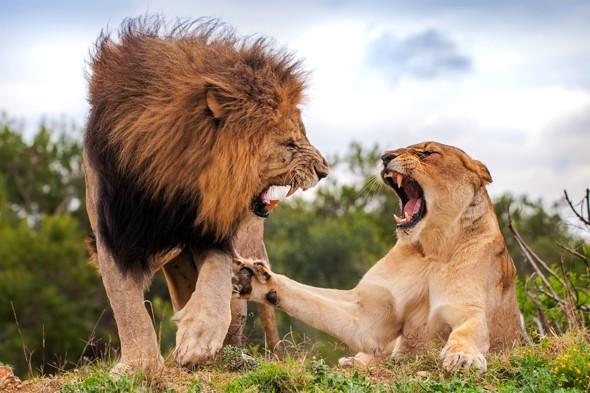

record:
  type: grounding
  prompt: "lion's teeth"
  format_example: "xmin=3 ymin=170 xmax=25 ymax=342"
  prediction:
xmin=394 ymin=214 xmax=406 ymax=224
xmin=396 ymin=174 xmax=403 ymax=188
xmin=286 ymin=185 xmax=298 ymax=197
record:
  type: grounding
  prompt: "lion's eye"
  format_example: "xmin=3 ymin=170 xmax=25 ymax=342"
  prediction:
xmin=285 ymin=140 xmax=298 ymax=150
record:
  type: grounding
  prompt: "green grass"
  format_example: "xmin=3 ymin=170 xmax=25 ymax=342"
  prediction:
xmin=12 ymin=329 xmax=588 ymax=392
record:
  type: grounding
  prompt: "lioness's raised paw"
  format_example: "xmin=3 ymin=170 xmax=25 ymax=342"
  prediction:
xmin=232 ymin=257 xmax=272 ymax=296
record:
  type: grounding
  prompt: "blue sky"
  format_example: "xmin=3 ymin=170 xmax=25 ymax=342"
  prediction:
xmin=1 ymin=0 xmax=589 ymax=223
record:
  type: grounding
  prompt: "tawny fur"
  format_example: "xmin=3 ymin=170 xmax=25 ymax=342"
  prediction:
xmin=235 ymin=141 xmax=522 ymax=374
xmin=88 ymin=17 xmax=312 ymax=241
xmin=84 ymin=16 xmax=328 ymax=372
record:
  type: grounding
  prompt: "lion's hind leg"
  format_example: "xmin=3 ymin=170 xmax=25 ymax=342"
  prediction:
xmin=94 ymin=238 xmax=164 ymax=375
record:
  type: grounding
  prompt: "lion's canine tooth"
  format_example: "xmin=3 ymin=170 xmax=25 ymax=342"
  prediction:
xmin=396 ymin=173 xmax=404 ymax=188
xmin=265 ymin=199 xmax=280 ymax=212
xmin=286 ymin=185 xmax=298 ymax=197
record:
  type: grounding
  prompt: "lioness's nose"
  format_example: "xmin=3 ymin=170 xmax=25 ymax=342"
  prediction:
xmin=381 ymin=152 xmax=397 ymax=165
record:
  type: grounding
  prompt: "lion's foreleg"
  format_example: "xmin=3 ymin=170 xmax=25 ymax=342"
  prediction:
xmin=173 ymin=250 xmax=232 ymax=366
xmin=95 ymin=239 xmax=164 ymax=374
xmin=162 ymin=250 xmax=198 ymax=311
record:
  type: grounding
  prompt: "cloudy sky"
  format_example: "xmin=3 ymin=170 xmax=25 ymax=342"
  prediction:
xmin=1 ymin=0 xmax=589 ymax=220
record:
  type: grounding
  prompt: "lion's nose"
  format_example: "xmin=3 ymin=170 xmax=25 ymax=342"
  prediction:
xmin=315 ymin=156 xmax=329 ymax=180
xmin=381 ymin=152 xmax=397 ymax=166
xmin=316 ymin=169 xmax=328 ymax=180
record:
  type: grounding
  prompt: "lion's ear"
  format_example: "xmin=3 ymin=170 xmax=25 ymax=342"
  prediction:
xmin=206 ymin=90 xmax=225 ymax=119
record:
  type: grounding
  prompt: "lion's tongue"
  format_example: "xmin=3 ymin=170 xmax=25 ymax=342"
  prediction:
xmin=403 ymin=182 xmax=422 ymax=218
xmin=261 ymin=190 xmax=280 ymax=212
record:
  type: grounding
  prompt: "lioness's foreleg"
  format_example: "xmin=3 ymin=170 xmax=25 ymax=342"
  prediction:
xmin=173 ymin=250 xmax=232 ymax=366
xmin=234 ymin=258 xmax=394 ymax=356
xmin=440 ymin=307 xmax=490 ymax=373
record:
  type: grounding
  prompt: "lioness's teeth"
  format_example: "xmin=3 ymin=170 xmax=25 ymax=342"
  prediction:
xmin=394 ymin=214 xmax=407 ymax=224
xmin=286 ymin=185 xmax=299 ymax=197
xmin=396 ymin=173 xmax=404 ymax=188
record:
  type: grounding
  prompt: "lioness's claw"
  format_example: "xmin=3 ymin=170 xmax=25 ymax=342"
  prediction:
xmin=440 ymin=343 xmax=487 ymax=374
xmin=232 ymin=257 xmax=273 ymax=299
xmin=232 ymin=257 xmax=272 ymax=282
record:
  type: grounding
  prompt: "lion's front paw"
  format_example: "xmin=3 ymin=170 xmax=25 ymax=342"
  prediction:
xmin=440 ymin=340 xmax=487 ymax=374
xmin=172 ymin=309 xmax=231 ymax=367
xmin=232 ymin=256 xmax=272 ymax=297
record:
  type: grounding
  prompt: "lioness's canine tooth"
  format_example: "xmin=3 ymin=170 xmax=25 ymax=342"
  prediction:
xmin=396 ymin=173 xmax=404 ymax=188
xmin=394 ymin=214 xmax=405 ymax=224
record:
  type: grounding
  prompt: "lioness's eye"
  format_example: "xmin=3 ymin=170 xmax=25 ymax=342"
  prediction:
xmin=417 ymin=150 xmax=435 ymax=159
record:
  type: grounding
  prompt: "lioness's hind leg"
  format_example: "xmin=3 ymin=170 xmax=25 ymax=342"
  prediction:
xmin=338 ymin=352 xmax=380 ymax=368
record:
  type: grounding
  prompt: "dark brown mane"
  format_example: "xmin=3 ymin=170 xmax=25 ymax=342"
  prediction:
xmin=84 ymin=16 xmax=307 ymax=273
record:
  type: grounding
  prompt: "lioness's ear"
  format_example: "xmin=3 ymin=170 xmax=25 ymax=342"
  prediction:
xmin=206 ymin=89 xmax=224 ymax=119
xmin=473 ymin=159 xmax=492 ymax=185
xmin=462 ymin=156 xmax=493 ymax=186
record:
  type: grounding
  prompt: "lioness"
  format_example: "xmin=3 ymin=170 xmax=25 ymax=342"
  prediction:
xmin=84 ymin=17 xmax=329 ymax=373
xmin=235 ymin=141 xmax=521 ymax=373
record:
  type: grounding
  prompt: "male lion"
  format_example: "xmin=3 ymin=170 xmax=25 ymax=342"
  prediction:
xmin=84 ymin=17 xmax=329 ymax=373
xmin=235 ymin=141 xmax=521 ymax=374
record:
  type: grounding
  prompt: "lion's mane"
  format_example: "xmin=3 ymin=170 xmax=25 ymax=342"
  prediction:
xmin=85 ymin=16 xmax=307 ymax=272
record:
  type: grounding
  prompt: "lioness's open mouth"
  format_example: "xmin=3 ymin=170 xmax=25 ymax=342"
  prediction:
xmin=382 ymin=171 xmax=426 ymax=227
xmin=251 ymin=185 xmax=299 ymax=218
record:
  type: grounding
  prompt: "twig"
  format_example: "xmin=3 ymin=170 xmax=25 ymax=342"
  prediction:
xmin=508 ymin=210 xmax=565 ymax=298
xmin=11 ymin=302 xmax=34 ymax=378
xmin=556 ymin=241 xmax=589 ymax=268
xmin=564 ymin=189 xmax=590 ymax=227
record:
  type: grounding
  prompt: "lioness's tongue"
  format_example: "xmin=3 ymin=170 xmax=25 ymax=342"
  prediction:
xmin=404 ymin=198 xmax=422 ymax=218
xmin=403 ymin=182 xmax=422 ymax=218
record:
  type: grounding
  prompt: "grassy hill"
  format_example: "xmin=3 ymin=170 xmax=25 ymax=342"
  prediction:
xmin=3 ymin=329 xmax=588 ymax=392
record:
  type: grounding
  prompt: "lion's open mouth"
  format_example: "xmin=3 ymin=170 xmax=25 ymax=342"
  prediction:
xmin=382 ymin=171 xmax=426 ymax=228
xmin=251 ymin=185 xmax=299 ymax=218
